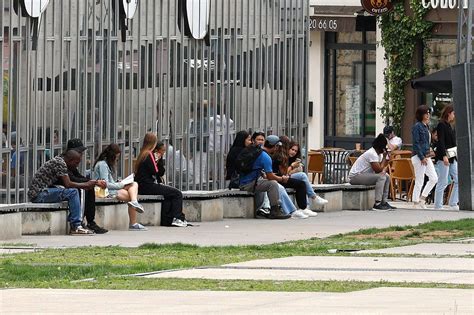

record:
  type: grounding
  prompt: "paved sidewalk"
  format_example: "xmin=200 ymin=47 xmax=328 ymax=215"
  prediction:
xmin=359 ymin=243 xmax=474 ymax=256
xmin=2 ymin=288 xmax=473 ymax=314
xmin=1 ymin=210 xmax=472 ymax=248
xmin=145 ymin=256 xmax=474 ymax=284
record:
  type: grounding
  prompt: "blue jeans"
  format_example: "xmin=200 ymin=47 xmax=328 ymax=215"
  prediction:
xmin=278 ymin=183 xmax=296 ymax=214
xmin=434 ymin=160 xmax=459 ymax=208
xmin=289 ymin=172 xmax=316 ymax=199
xmin=32 ymin=188 xmax=82 ymax=228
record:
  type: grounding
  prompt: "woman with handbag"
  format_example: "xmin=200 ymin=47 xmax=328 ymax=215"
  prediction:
xmin=135 ymin=133 xmax=187 ymax=227
xmin=93 ymin=144 xmax=146 ymax=230
xmin=434 ymin=105 xmax=459 ymax=210
xmin=411 ymin=105 xmax=438 ymax=209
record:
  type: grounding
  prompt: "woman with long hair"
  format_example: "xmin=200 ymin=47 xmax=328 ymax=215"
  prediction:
xmin=285 ymin=141 xmax=328 ymax=210
xmin=93 ymin=144 xmax=146 ymax=230
xmin=434 ymin=105 xmax=458 ymax=210
xmin=411 ymin=105 xmax=438 ymax=209
xmin=135 ymin=133 xmax=187 ymax=227
xmin=225 ymin=130 xmax=252 ymax=188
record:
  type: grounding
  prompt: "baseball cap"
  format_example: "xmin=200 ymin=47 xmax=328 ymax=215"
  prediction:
xmin=266 ymin=135 xmax=282 ymax=146
xmin=66 ymin=138 xmax=87 ymax=152
xmin=383 ymin=126 xmax=394 ymax=136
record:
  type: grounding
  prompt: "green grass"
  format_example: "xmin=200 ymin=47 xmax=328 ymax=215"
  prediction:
xmin=1 ymin=219 xmax=473 ymax=291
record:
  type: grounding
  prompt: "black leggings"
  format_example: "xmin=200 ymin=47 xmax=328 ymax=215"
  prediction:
xmin=139 ymin=184 xmax=186 ymax=226
xmin=281 ymin=178 xmax=307 ymax=210
xmin=82 ymin=189 xmax=96 ymax=223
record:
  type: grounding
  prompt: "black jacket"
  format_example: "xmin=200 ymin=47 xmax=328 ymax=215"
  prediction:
xmin=435 ymin=120 xmax=456 ymax=163
xmin=135 ymin=154 xmax=166 ymax=185
xmin=225 ymin=146 xmax=244 ymax=180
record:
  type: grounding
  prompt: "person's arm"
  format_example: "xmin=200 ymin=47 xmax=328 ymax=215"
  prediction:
xmin=412 ymin=124 xmax=425 ymax=161
xmin=96 ymin=162 xmax=124 ymax=190
xmin=262 ymin=153 xmax=287 ymax=183
xmin=157 ymin=158 xmax=165 ymax=177
xmin=370 ymin=152 xmax=388 ymax=173
xmin=436 ymin=123 xmax=449 ymax=166
xmin=59 ymin=175 xmax=97 ymax=190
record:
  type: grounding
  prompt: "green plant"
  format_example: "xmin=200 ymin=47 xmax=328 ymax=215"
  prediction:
xmin=380 ymin=0 xmax=433 ymax=132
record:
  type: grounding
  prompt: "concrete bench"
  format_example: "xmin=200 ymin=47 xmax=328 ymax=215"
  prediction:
xmin=95 ymin=195 xmax=165 ymax=229
xmin=0 ymin=204 xmax=23 ymax=240
xmin=182 ymin=190 xmax=227 ymax=222
xmin=0 ymin=202 xmax=69 ymax=238
xmin=340 ymin=184 xmax=376 ymax=211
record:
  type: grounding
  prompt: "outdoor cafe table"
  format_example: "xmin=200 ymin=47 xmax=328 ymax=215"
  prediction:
xmin=315 ymin=148 xmax=354 ymax=184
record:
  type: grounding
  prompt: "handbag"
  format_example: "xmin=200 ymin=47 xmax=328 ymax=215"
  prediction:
xmin=94 ymin=186 xmax=109 ymax=198
xmin=446 ymin=146 xmax=457 ymax=159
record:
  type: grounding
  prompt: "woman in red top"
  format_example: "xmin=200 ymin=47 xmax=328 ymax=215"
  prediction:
xmin=135 ymin=133 xmax=187 ymax=227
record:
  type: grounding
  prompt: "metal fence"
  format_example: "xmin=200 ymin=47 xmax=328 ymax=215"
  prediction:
xmin=0 ymin=0 xmax=309 ymax=203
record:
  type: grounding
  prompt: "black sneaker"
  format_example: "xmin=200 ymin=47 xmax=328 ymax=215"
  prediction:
xmin=87 ymin=221 xmax=108 ymax=234
xmin=255 ymin=208 xmax=270 ymax=219
xmin=381 ymin=201 xmax=397 ymax=210
xmin=372 ymin=203 xmax=391 ymax=211
xmin=268 ymin=206 xmax=291 ymax=219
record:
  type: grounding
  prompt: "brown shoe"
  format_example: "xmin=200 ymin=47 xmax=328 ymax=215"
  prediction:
xmin=70 ymin=225 xmax=95 ymax=235
xmin=268 ymin=206 xmax=291 ymax=219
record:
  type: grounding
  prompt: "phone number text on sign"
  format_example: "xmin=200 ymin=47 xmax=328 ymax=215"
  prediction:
xmin=309 ymin=18 xmax=338 ymax=31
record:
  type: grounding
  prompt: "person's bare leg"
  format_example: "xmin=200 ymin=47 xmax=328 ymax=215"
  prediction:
xmin=116 ymin=189 xmax=136 ymax=225
xmin=125 ymin=182 xmax=139 ymax=201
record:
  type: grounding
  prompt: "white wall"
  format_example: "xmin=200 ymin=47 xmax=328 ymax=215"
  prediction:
xmin=375 ymin=22 xmax=387 ymax=136
xmin=307 ymin=31 xmax=325 ymax=150
xmin=310 ymin=0 xmax=361 ymax=5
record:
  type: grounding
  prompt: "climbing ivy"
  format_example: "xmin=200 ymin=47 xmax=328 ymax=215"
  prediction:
xmin=380 ymin=0 xmax=433 ymax=133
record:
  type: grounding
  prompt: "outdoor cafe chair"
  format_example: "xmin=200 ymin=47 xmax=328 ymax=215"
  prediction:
xmin=388 ymin=158 xmax=415 ymax=201
xmin=307 ymin=151 xmax=324 ymax=184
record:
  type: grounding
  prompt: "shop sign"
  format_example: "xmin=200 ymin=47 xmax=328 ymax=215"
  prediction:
xmin=309 ymin=17 xmax=356 ymax=32
xmin=361 ymin=0 xmax=394 ymax=16
xmin=422 ymin=0 xmax=468 ymax=9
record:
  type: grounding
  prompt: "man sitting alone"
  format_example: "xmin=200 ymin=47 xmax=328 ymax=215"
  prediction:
xmin=28 ymin=150 xmax=103 ymax=234
xmin=348 ymin=134 xmax=396 ymax=211
xmin=239 ymin=135 xmax=291 ymax=219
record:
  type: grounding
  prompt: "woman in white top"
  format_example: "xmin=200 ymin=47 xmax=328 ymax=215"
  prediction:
xmin=94 ymin=144 xmax=146 ymax=230
xmin=348 ymin=134 xmax=395 ymax=211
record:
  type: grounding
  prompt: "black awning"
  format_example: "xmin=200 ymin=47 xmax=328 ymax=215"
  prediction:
xmin=411 ymin=67 xmax=452 ymax=93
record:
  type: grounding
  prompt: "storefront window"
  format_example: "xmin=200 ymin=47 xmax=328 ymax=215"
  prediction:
xmin=325 ymin=31 xmax=376 ymax=148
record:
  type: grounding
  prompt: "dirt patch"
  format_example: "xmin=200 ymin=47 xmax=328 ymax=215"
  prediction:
xmin=351 ymin=230 xmax=463 ymax=240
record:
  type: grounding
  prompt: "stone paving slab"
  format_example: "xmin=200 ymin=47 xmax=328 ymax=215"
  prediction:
xmin=146 ymin=256 xmax=474 ymax=284
xmin=1 ymin=209 xmax=472 ymax=248
xmin=359 ymin=243 xmax=474 ymax=256
xmin=2 ymin=288 xmax=473 ymax=314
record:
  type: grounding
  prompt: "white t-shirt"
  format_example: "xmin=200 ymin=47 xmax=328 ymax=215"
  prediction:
xmin=349 ymin=148 xmax=381 ymax=178
xmin=389 ymin=136 xmax=402 ymax=150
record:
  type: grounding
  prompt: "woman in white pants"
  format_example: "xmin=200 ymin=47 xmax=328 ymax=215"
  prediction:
xmin=411 ymin=105 xmax=438 ymax=209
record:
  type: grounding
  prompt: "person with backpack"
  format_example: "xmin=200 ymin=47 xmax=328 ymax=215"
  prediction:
xmin=238 ymin=135 xmax=294 ymax=219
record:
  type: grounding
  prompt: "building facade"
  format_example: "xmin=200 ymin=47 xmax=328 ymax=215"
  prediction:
xmin=307 ymin=0 xmax=460 ymax=151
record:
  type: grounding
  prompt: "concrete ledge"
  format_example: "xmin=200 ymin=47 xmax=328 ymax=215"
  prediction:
xmin=0 ymin=212 xmax=22 ymax=240
xmin=316 ymin=190 xmax=343 ymax=212
xmin=139 ymin=202 xmax=162 ymax=226
xmin=183 ymin=198 xmax=224 ymax=222
xmin=224 ymin=196 xmax=255 ymax=218
xmin=21 ymin=211 xmax=68 ymax=235
xmin=95 ymin=204 xmax=130 ymax=230
xmin=342 ymin=185 xmax=376 ymax=211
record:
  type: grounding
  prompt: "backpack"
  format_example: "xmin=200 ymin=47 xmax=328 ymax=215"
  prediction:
xmin=235 ymin=145 xmax=263 ymax=175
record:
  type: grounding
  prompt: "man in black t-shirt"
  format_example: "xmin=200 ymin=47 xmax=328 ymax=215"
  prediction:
xmin=62 ymin=139 xmax=108 ymax=234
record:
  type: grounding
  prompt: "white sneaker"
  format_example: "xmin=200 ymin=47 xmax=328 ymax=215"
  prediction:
xmin=291 ymin=210 xmax=309 ymax=219
xmin=171 ymin=218 xmax=188 ymax=227
xmin=302 ymin=208 xmax=318 ymax=217
xmin=311 ymin=196 xmax=328 ymax=209
xmin=449 ymin=205 xmax=459 ymax=210
xmin=129 ymin=223 xmax=148 ymax=231
xmin=414 ymin=200 xmax=427 ymax=209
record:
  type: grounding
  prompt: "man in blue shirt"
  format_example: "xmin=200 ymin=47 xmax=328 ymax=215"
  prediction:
xmin=240 ymin=135 xmax=290 ymax=219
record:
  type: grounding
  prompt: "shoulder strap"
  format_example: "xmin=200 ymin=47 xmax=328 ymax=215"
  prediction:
xmin=149 ymin=152 xmax=159 ymax=173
